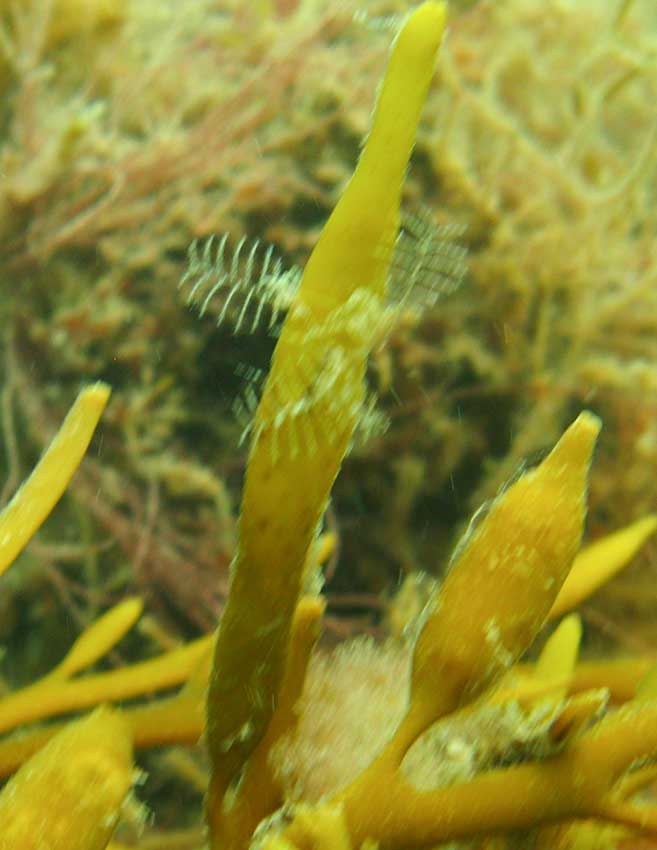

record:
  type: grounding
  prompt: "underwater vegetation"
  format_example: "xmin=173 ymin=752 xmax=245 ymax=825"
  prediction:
xmin=2 ymin=0 xmax=657 ymax=643
xmin=2 ymin=0 xmax=657 ymax=848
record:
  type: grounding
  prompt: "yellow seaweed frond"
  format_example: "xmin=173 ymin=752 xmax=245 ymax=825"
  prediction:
xmin=0 ymin=630 xmax=212 ymax=751
xmin=549 ymin=514 xmax=657 ymax=619
xmin=0 ymin=707 xmax=133 ymax=850
xmin=207 ymin=597 xmax=324 ymax=848
xmin=206 ymin=0 xmax=448 ymax=803
xmin=404 ymin=412 xmax=599 ymax=741
xmin=261 ymin=418 xmax=657 ymax=850
xmin=0 ymin=382 xmax=110 ymax=577
xmin=535 ymin=614 xmax=582 ymax=691
xmin=51 ymin=597 xmax=144 ymax=680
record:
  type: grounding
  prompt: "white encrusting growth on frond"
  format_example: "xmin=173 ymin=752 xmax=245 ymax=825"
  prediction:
xmin=239 ymin=288 xmax=386 ymax=462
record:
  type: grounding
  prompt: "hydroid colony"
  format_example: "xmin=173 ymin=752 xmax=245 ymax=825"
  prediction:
xmin=1 ymin=3 xmax=657 ymax=850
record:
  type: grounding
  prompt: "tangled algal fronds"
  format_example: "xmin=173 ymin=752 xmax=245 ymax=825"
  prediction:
xmin=3 ymin=4 xmax=657 ymax=849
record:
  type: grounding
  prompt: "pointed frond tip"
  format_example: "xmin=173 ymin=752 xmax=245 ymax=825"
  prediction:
xmin=179 ymin=233 xmax=302 ymax=335
xmin=0 ymin=383 xmax=110 ymax=578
